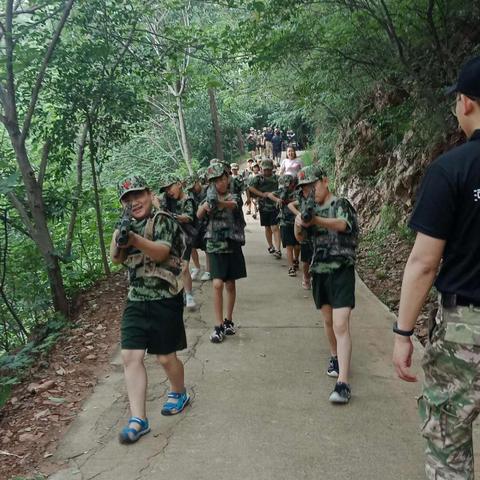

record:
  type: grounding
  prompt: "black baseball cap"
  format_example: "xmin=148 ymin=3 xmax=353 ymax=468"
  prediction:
xmin=446 ymin=56 xmax=480 ymax=97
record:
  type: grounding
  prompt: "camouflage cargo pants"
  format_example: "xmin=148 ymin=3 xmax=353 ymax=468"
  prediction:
xmin=420 ymin=303 xmax=480 ymax=480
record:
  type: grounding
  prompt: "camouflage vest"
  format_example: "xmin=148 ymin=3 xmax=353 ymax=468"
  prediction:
xmin=312 ymin=197 xmax=358 ymax=263
xmin=123 ymin=211 xmax=185 ymax=295
xmin=205 ymin=194 xmax=245 ymax=245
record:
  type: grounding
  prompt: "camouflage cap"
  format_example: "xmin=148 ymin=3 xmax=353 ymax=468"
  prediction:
xmin=230 ymin=163 xmax=239 ymax=170
xmin=279 ymin=174 xmax=297 ymax=189
xmin=118 ymin=175 xmax=148 ymax=201
xmin=261 ymin=159 xmax=274 ymax=170
xmin=185 ymin=174 xmax=200 ymax=190
xmin=159 ymin=173 xmax=181 ymax=192
xmin=197 ymin=167 xmax=207 ymax=180
xmin=206 ymin=162 xmax=227 ymax=181
xmin=297 ymin=165 xmax=327 ymax=186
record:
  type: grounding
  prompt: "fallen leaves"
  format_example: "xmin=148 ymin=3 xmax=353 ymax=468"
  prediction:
xmin=0 ymin=272 xmax=127 ymax=479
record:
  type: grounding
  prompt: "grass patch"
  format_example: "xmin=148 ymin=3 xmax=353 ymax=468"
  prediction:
xmin=300 ymin=149 xmax=313 ymax=166
xmin=0 ymin=384 xmax=12 ymax=408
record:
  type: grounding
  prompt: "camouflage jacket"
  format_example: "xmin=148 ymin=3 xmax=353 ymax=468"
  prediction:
xmin=202 ymin=192 xmax=245 ymax=253
xmin=310 ymin=196 xmax=358 ymax=274
xmin=123 ymin=209 xmax=185 ymax=301
xmin=249 ymin=174 xmax=279 ymax=212
xmin=277 ymin=187 xmax=296 ymax=226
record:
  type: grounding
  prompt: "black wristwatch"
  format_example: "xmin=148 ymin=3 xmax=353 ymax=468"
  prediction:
xmin=393 ymin=321 xmax=414 ymax=337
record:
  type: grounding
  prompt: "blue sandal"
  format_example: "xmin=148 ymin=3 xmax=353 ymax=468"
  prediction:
xmin=118 ymin=416 xmax=150 ymax=444
xmin=161 ymin=391 xmax=190 ymax=416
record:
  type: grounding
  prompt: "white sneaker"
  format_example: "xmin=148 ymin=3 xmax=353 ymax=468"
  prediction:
xmin=190 ymin=267 xmax=200 ymax=280
xmin=185 ymin=293 xmax=196 ymax=309
xmin=200 ymin=271 xmax=211 ymax=281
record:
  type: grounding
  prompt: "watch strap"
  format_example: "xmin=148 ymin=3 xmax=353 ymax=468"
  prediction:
xmin=393 ymin=321 xmax=414 ymax=337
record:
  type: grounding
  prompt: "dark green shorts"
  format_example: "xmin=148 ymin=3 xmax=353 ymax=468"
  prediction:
xmin=260 ymin=209 xmax=279 ymax=227
xmin=301 ymin=242 xmax=313 ymax=263
xmin=280 ymin=225 xmax=298 ymax=247
xmin=121 ymin=292 xmax=187 ymax=354
xmin=209 ymin=245 xmax=247 ymax=281
xmin=312 ymin=265 xmax=355 ymax=309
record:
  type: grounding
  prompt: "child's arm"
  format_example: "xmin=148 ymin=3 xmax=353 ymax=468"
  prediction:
xmin=288 ymin=199 xmax=300 ymax=216
xmin=110 ymin=230 xmax=128 ymax=264
xmin=132 ymin=234 xmax=171 ymax=263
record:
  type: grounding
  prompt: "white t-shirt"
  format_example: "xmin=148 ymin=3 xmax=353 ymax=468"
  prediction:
xmin=280 ymin=157 xmax=303 ymax=176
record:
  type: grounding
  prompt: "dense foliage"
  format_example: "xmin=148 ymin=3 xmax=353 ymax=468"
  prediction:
xmin=0 ymin=0 xmax=478 ymax=384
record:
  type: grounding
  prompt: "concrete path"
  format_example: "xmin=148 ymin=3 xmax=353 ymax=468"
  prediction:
xmin=50 ymin=214 xmax=427 ymax=480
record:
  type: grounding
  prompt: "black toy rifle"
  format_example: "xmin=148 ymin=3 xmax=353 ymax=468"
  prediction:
xmin=117 ymin=203 xmax=132 ymax=246
xmin=206 ymin=184 xmax=218 ymax=210
xmin=301 ymin=189 xmax=316 ymax=223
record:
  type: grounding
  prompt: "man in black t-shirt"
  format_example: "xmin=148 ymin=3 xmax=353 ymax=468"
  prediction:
xmin=393 ymin=56 xmax=480 ymax=480
xmin=264 ymin=126 xmax=274 ymax=158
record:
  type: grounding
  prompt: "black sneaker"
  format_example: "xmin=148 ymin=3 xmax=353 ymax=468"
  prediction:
xmin=210 ymin=325 xmax=225 ymax=343
xmin=327 ymin=356 xmax=339 ymax=378
xmin=223 ymin=319 xmax=236 ymax=336
xmin=267 ymin=246 xmax=275 ymax=254
xmin=329 ymin=382 xmax=351 ymax=404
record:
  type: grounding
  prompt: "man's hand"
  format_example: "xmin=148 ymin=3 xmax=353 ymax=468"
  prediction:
xmin=393 ymin=336 xmax=417 ymax=382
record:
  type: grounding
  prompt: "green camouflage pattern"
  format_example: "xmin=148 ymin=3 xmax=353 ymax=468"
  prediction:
xmin=249 ymin=174 xmax=279 ymax=212
xmin=420 ymin=303 xmax=480 ymax=480
xmin=202 ymin=192 xmax=244 ymax=253
xmin=277 ymin=188 xmax=296 ymax=226
xmin=295 ymin=190 xmax=313 ymax=246
xmin=207 ymin=162 xmax=227 ymax=180
xmin=118 ymin=175 xmax=148 ymax=200
xmin=159 ymin=173 xmax=181 ymax=192
xmin=171 ymin=195 xmax=195 ymax=222
xmin=230 ymin=175 xmax=245 ymax=196
xmin=197 ymin=167 xmax=208 ymax=184
xmin=297 ymin=165 xmax=327 ymax=186
xmin=230 ymin=163 xmax=239 ymax=170
xmin=310 ymin=196 xmax=357 ymax=274
xmin=261 ymin=159 xmax=274 ymax=170
xmin=126 ymin=211 xmax=184 ymax=301
xmin=185 ymin=174 xmax=200 ymax=190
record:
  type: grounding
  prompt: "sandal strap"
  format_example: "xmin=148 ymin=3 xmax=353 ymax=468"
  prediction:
xmin=128 ymin=416 xmax=148 ymax=428
xmin=167 ymin=392 xmax=183 ymax=399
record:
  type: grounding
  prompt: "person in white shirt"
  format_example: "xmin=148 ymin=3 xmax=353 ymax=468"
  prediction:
xmin=279 ymin=146 xmax=303 ymax=177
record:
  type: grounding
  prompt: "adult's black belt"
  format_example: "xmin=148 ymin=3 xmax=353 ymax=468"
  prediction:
xmin=441 ymin=293 xmax=480 ymax=308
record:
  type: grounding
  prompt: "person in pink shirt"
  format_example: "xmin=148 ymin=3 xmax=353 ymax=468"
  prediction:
xmin=279 ymin=146 xmax=303 ymax=177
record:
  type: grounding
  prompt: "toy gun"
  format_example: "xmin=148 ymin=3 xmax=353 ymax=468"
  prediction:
xmin=279 ymin=187 xmax=290 ymax=205
xmin=117 ymin=203 xmax=132 ymax=246
xmin=206 ymin=184 xmax=218 ymax=210
xmin=301 ymin=190 xmax=316 ymax=223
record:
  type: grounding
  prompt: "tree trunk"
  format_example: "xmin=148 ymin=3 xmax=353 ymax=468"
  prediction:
xmin=236 ymin=127 xmax=245 ymax=154
xmin=65 ymin=122 xmax=88 ymax=258
xmin=7 ymin=128 xmax=69 ymax=317
xmin=208 ymin=88 xmax=224 ymax=161
xmin=176 ymin=95 xmax=193 ymax=174
xmin=88 ymin=123 xmax=110 ymax=276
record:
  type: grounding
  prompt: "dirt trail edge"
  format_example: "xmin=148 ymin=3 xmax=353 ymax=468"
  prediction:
xmin=49 ymin=213 xmax=426 ymax=480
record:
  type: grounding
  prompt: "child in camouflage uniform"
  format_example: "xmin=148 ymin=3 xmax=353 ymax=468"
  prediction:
xmin=248 ymin=159 xmax=282 ymax=258
xmin=294 ymin=165 xmax=358 ymax=404
xmin=158 ymin=175 xmax=197 ymax=310
xmin=185 ymin=174 xmax=207 ymax=281
xmin=197 ymin=162 xmax=247 ymax=343
xmin=110 ymin=176 xmax=189 ymax=444
xmin=266 ymin=174 xmax=300 ymax=276
xmin=246 ymin=161 xmax=260 ymax=219
xmin=288 ymin=185 xmax=314 ymax=289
